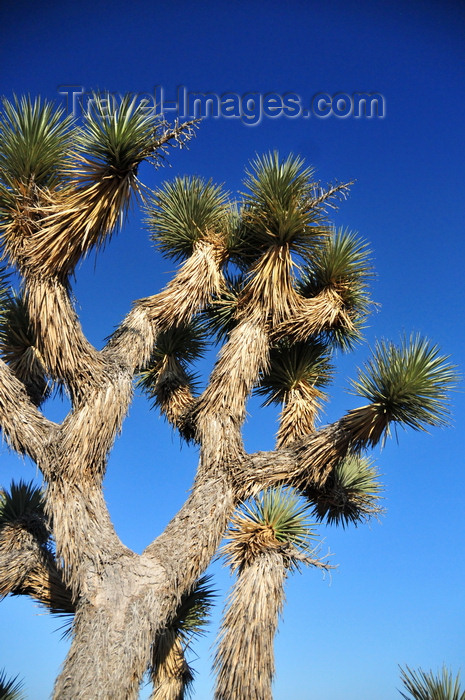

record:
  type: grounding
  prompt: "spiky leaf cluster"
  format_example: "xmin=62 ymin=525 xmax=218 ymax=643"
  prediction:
xmin=350 ymin=334 xmax=457 ymax=433
xmin=0 ymin=669 xmax=26 ymax=700
xmin=298 ymin=228 xmax=374 ymax=348
xmin=0 ymin=95 xmax=73 ymax=190
xmin=202 ymin=273 xmax=245 ymax=343
xmin=0 ymin=98 xmax=73 ymax=267
xmin=238 ymin=152 xmax=346 ymax=260
xmin=150 ymin=576 xmax=215 ymax=700
xmin=170 ymin=575 xmax=216 ymax=643
xmin=306 ymin=454 xmax=383 ymax=527
xmin=223 ymin=488 xmax=316 ymax=573
xmin=256 ymin=340 xmax=334 ymax=406
xmin=399 ymin=665 xmax=465 ymax=700
xmin=0 ymin=289 xmax=50 ymax=406
xmin=153 ymin=321 xmax=207 ymax=367
xmin=138 ymin=320 xmax=207 ymax=398
xmin=64 ymin=93 xmax=169 ymax=241
xmin=148 ymin=175 xmax=230 ymax=261
xmin=76 ymin=93 xmax=172 ymax=181
xmin=0 ymin=265 xmax=10 ymax=308
xmin=0 ymin=292 xmax=31 ymax=354
xmin=0 ymin=94 xmax=197 ymax=278
xmin=0 ymin=480 xmax=47 ymax=544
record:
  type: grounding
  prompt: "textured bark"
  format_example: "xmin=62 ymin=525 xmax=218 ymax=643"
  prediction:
xmin=0 ymin=358 xmax=54 ymax=461
xmin=195 ymin=312 xmax=269 ymax=425
xmin=236 ymin=420 xmax=353 ymax=498
xmin=0 ymin=523 xmax=73 ymax=613
xmin=275 ymin=385 xmax=325 ymax=448
xmin=147 ymin=356 xmax=196 ymax=431
xmin=53 ymin=555 xmax=171 ymax=700
xmin=273 ymin=286 xmax=350 ymax=342
xmin=1 ymin=343 xmax=361 ymax=699
xmin=214 ymin=551 xmax=286 ymax=700
xmin=150 ymin=632 xmax=193 ymax=700
xmin=1 ymin=324 xmax=363 ymax=700
xmin=24 ymin=275 xmax=105 ymax=402
xmin=146 ymin=414 xmax=243 ymax=588
xmin=53 ymin=449 xmax=237 ymax=698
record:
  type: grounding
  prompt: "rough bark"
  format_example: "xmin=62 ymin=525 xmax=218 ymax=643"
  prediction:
xmin=151 ymin=632 xmax=193 ymax=700
xmin=53 ymin=454 xmax=237 ymax=698
xmin=0 ymin=523 xmax=73 ymax=613
xmin=53 ymin=555 xmax=171 ymax=700
xmin=0 ymin=358 xmax=54 ymax=461
xmin=214 ymin=551 xmax=286 ymax=700
xmin=0 ymin=311 xmax=365 ymax=698
xmin=1 ymin=342 xmax=362 ymax=699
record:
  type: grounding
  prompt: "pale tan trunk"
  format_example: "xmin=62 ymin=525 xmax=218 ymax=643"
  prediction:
xmin=214 ymin=551 xmax=286 ymax=700
xmin=53 ymin=417 xmax=240 ymax=697
xmin=53 ymin=560 xmax=171 ymax=700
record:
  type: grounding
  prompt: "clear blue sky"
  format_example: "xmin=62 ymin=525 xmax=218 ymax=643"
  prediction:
xmin=1 ymin=1 xmax=464 ymax=698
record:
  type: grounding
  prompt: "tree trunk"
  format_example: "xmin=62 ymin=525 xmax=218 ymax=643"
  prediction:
xmin=53 ymin=440 xmax=238 ymax=697
xmin=151 ymin=632 xmax=193 ymax=700
xmin=214 ymin=550 xmax=286 ymax=700
xmin=53 ymin=557 xmax=172 ymax=699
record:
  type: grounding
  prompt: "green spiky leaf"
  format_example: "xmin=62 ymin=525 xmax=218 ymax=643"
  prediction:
xmin=0 ymin=265 xmax=11 ymax=309
xmin=247 ymin=488 xmax=315 ymax=547
xmin=0 ymin=292 xmax=33 ymax=353
xmin=152 ymin=320 xmax=208 ymax=366
xmin=202 ymin=273 xmax=245 ymax=343
xmin=300 ymin=228 xmax=373 ymax=291
xmin=351 ymin=335 xmax=458 ymax=432
xmin=137 ymin=322 xmax=207 ymax=424
xmin=237 ymin=152 xmax=349 ymax=260
xmin=0 ymin=95 xmax=73 ymax=189
xmin=0 ymin=290 xmax=51 ymax=406
xmin=0 ymin=480 xmax=45 ymax=529
xmin=256 ymin=340 xmax=334 ymax=406
xmin=0 ymin=669 xmax=26 ymax=700
xmin=147 ymin=175 xmax=230 ymax=260
xmin=138 ymin=320 xmax=208 ymax=393
xmin=308 ymin=454 xmax=383 ymax=527
xmin=223 ymin=488 xmax=318 ymax=572
xmin=171 ymin=575 xmax=216 ymax=642
xmin=77 ymin=93 xmax=167 ymax=176
xmin=298 ymin=228 xmax=374 ymax=349
xmin=399 ymin=665 xmax=465 ymax=700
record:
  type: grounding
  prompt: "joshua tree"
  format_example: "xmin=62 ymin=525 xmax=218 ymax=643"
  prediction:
xmin=0 ymin=94 xmax=456 ymax=699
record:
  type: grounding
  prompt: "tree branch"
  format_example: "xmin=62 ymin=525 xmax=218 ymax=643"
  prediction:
xmin=24 ymin=275 xmax=105 ymax=404
xmin=104 ymin=239 xmax=226 ymax=372
xmin=0 ymin=523 xmax=74 ymax=613
xmin=236 ymin=419 xmax=353 ymax=498
xmin=0 ymin=358 xmax=55 ymax=463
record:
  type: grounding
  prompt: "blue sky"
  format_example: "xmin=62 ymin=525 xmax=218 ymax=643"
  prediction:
xmin=0 ymin=0 xmax=464 ymax=698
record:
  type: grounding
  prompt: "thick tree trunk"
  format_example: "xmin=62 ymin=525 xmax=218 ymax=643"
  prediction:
xmin=53 ymin=519 xmax=231 ymax=698
xmin=53 ymin=436 xmax=239 ymax=698
xmin=53 ymin=556 xmax=172 ymax=699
